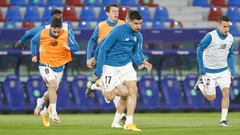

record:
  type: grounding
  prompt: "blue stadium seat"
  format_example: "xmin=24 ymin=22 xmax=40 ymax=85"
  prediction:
xmin=95 ymin=91 xmax=115 ymax=111
xmin=154 ymin=6 xmax=173 ymax=22
xmin=120 ymin=0 xmax=138 ymax=6
xmin=10 ymin=0 xmax=27 ymax=6
xmin=98 ymin=7 xmax=108 ymax=21
xmin=80 ymin=7 xmax=96 ymax=21
xmin=71 ymin=75 xmax=96 ymax=111
xmin=226 ymin=7 xmax=240 ymax=22
xmin=3 ymin=75 xmax=26 ymax=110
xmin=152 ymin=21 xmax=166 ymax=29
xmin=229 ymin=22 xmax=239 ymax=37
xmin=78 ymin=21 xmax=92 ymax=29
xmin=6 ymin=6 xmax=23 ymax=21
xmin=102 ymin=0 xmax=118 ymax=6
xmin=43 ymin=6 xmax=55 ymax=21
xmin=230 ymin=76 xmax=240 ymax=109
xmin=29 ymin=0 xmax=45 ymax=6
xmin=84 ymin=0 xmax=100 ymax=6
xmin=183 ymin=74 xmax=207 ymax=109
xmin=137 ymin=6 xmax=152 ymax=21
xmin=141 ymin=21 xmax=150 ymax=29
xmin=3 ymin=21 xmax=17 ymax=29
xmin=161 ymin=74 xmax=183 ymax=109
xmin=228 ymin=0 xmax=240 ymax=7
xmin=26 ymin=75 xmax=46 ymax=109
xmin=46 ymin=0 xmax=64 ymax=6
xmin=192 ymin=0 xmax=211 ymax=7
xmin=138 ymin=75 xmax=161 ymax=110
xmin=24 ymin=6 xmax=41 ymax=22
xmin=57 ymin=79 xmax=72 ymax=111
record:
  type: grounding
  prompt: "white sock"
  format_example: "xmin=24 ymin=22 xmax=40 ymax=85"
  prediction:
xmin=220 ymin=108 xmax=228 ymax=121
xmin=113 ymin=112 xmax=122 ymax=123
xmin=126 ymin=116 xmax=133 ymax=125
xmin=50 ymin=103 xmax=57 ymax=115
xmin=91 ymin=84 xmax=101 ymax=91
xmin=113 ymin=96 xmax=121 ymax=107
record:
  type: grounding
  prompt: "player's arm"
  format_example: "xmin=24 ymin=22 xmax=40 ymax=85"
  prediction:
xmin=16 ymin=26 xmax=44 ymax=48
xmin=94 ymin=30 xmax=118 ymax=77
xmin=196 ymin=34 xmax=212 ymax=75
xmin=93 ymin=38 xmax=105 ymax=61
xmin=30 ymin=32 xmax=41 ymax=63
xmin=227 ymin=43 xmax=236 ymax=76
xmin=87 ymin=25 xmax=99 ymax=60
xmin=66 ymin=32 xmax=80 ymax=52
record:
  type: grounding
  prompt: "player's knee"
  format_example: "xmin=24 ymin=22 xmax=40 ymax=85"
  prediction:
xmin=206 ymin=95 xmax=216 ymax=101
xmin=222 ymin=88 xmax=229 ymax=99
xmin=49 ymin=82 xmax=58 ymax=91
xmin=103 ymin=91 xmax=116 ymax=101
xmin=128 ymin=86 xmax=138 ymax=95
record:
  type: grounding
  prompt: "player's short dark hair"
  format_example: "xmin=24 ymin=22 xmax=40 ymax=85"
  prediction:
xmin=125 ymin=9 xmax=135 ymax=20
xmin=51 ymin=9 xmax=62 ymax=17
xmin=219 ymin=16 xmax=230 ymax=22
xmin=129 ymin=10 xmax=142 ymax=20
xmin=105 ymin=3 xmax=118 ymax=13
xmin=50 ymin=18 xmax=62 ymax=28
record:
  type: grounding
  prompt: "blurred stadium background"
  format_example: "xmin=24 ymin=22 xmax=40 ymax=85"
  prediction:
xmin=0 ymin=0 xmax=240 ymax=133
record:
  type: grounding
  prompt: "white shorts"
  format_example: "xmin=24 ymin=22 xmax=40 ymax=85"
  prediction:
xmin=39 ymin=66 xmax=63 ymax=87
xmin=203 ymin=69 xmax=231 ymax=95
xmin=101 ymin=62 xmax=137 ymax=92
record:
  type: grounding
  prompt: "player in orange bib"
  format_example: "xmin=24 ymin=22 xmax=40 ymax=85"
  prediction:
xmin=31 ymin=18 xmax=80 ymax=125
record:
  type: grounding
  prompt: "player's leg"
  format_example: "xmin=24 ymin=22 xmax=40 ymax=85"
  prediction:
xmin=112 ymin=96 xmax=127 ymax=128
xmin=217 ymin=70 xmax=231 ymax=127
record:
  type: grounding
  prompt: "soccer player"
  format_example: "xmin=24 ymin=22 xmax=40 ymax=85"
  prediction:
xmin=15 ymin=9 xmax=73 ymax=49
xmin=85 ymin=3 xmax=126 ymax=128
xmin=31 ymin=18 xmax=80 ymax=125
xmin=94 ymin=11 xmax=152 ymax=131
xmin=196 ymin=16 xmax=235 ymax=127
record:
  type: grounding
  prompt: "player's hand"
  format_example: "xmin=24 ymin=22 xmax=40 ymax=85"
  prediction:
xmin=138 ymin=60 xmax=152 ymax=72
xmin=32 ymin=56 xmax=37 ymax=63
xmin=87 ymin=58 xmax=96 ymax=69
xmin=15 ymin=41 xmax=23 ymax=49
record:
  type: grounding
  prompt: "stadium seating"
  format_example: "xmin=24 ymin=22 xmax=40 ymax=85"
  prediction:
xmin=98 ymin=7 xmax=108 ymax=21
xmin=6 ymin=6 xmax=23 ymax=21
xmin=3 ymin=21 xmax=17 ymax=29
xmin=102 ymin=0 xmax=118 ymax=6
xmin=46 ymin=0 xmax=64 ymax=6
xmin=71 ymin=75 xmax=96 ymax=111
xmin=120 ymin=0 xmax=138 ymax=6
xmin=42 ymin=6 xmax=55 ymax=22
xmin=0 ymin=0 xmax=9 ymax=7
xmin=10 ymin=0 xmax=27 ymax=6
xmin=3 ymin=75 xmax=26 ymax=110
xmin=66 ymin=0 xmax=84 ymax=6
xmin=161 ymin=74 xmax=183 ymax=109
xmin=78 ymin=21 xmax=92 ymax=29
xmin=80 ymin=6 xmax=96 ymax=21
xmin=118 ymin=7 xmax=129 ymax=21
xmin=210 ymin=0 xmax=228 ymax=7
xmin=24 ymin=6 xmax=41 ymax=22
xmin=137 ymin=6 xmax=152 ymax=21
xmin=26 ymin=75 xmax=46 ymax=109
xmin=192 ymin=0 xmax=211 ymax=7
xmin=28 ymin=0 xmax=45 ymax=6
xmin=138 ymin=75 xmax=161 ymax=110
xmin=139 ymin=0 xmax=158 ymax=7
xmin=229 ymin=22 xmax=240 ymax=36
xmin=208 ymin=7 xmax=223 ymax=22
xmin=183 ymin=74 xmax=207 ymax=109
xmin=170 ymin=20 xmax=183 ymax=28
xmin=57 ymin=78 xmax=72 ymax=111
xmin=62 ymin=6 xmax=79 ymax=22
xmin=228 ymin=0 xmax=240 ymax=7
xmin=152 ymin=21 xmax=166 ymax=29
xmin=230 ymin=76 xmax=240 ymax=109
xmin=226 ymin=7 xmax=240 ymax=22
xmin=84 ymin=0 xmax=100 ymax=6
xmin=0 ymin=9 xmax=5 ymax=22
xmin=21 ymin=21 xmax=35 ymax=28
xmin=154 ymin=6 xmax=172 ymax=22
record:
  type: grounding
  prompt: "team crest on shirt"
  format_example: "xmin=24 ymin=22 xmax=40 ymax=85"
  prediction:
xmin=50 ymin=40 xmax=58 ymax=46
xmin=219 ymin=44 xmax=227 ymax=49
xmin=134 ymin=36 xmax=137 ymax=42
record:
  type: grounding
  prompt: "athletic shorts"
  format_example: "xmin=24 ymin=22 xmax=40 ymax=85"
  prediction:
xmin=203 ymin=69 xmax=231 ymax=95
xmin=101 ymin=62 xmax=137 ymax=92
xmin=39 ymin=66 xmax=63 ymax=87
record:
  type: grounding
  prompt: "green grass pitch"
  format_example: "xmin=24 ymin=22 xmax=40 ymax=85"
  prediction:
xmin=0 ymin=112 xmax=239 ymax=135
